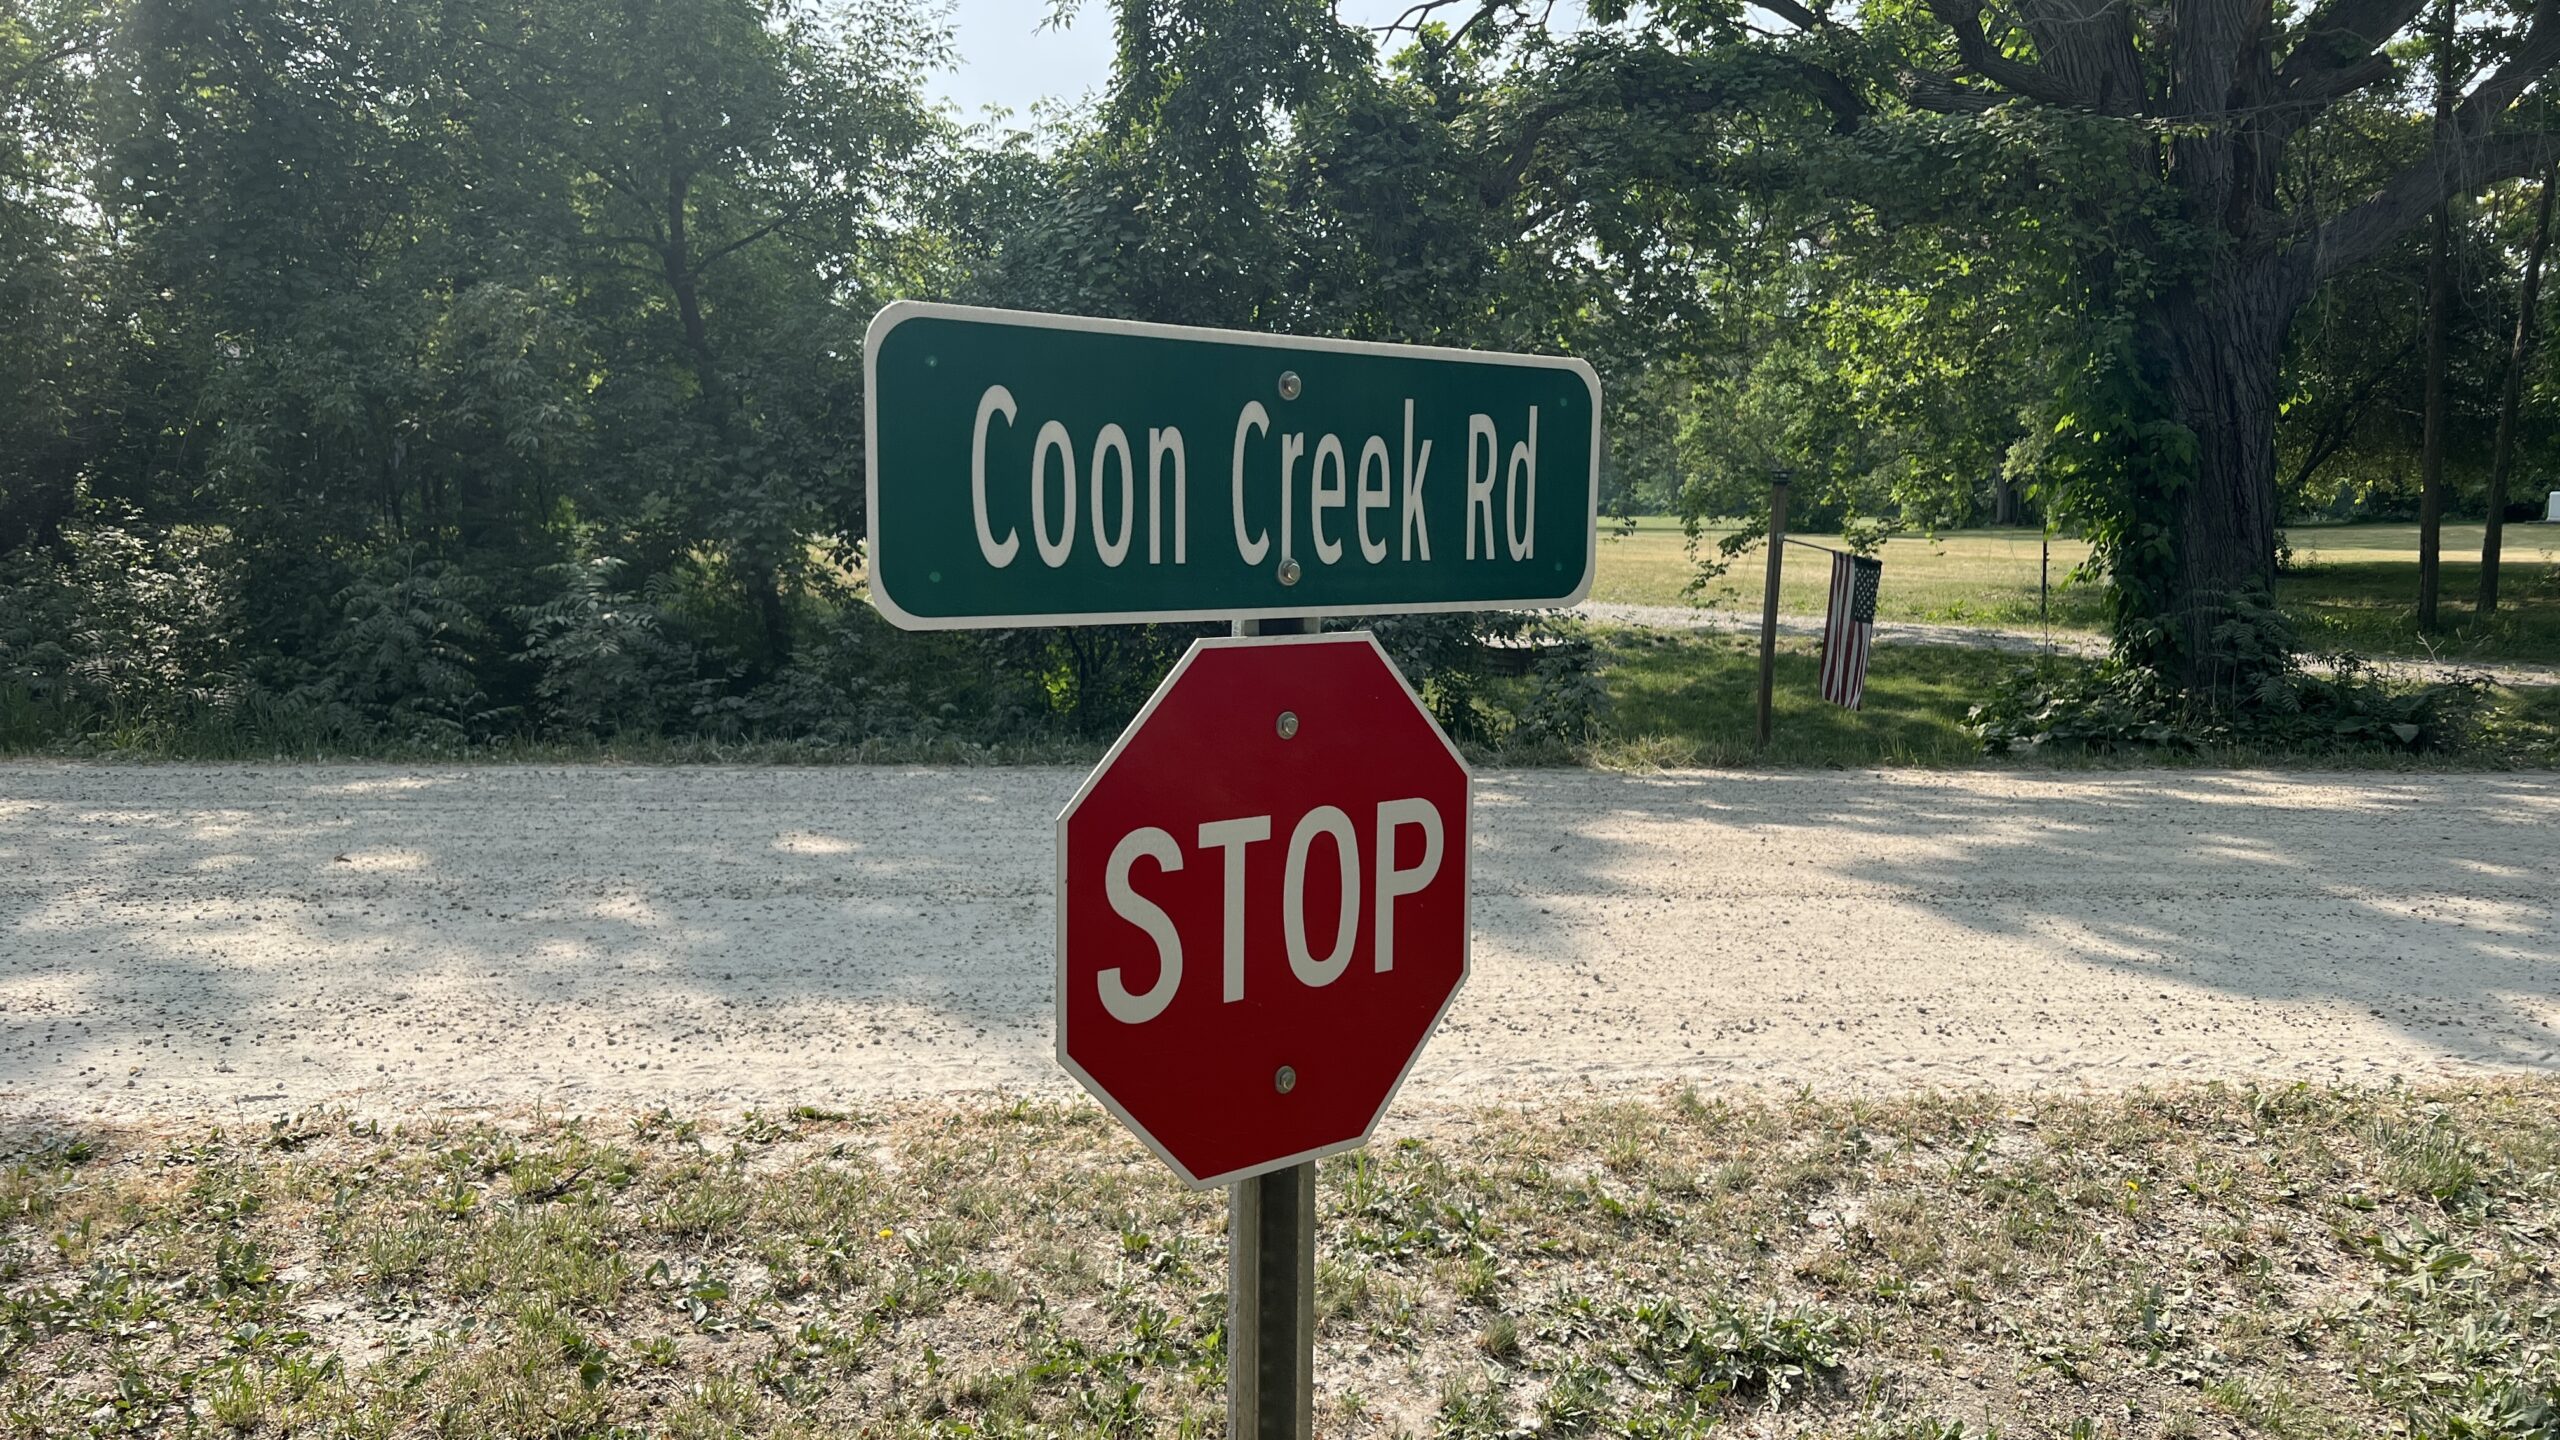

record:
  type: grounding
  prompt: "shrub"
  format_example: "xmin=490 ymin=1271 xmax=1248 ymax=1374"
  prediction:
xmin=304 ymin=553 xmax=492 ymax=746
xmin=1969 ymin=653 xmax=2493 ymax=756
xmin=1370 ymin=610 xmax=1607 ymax=750
xmin=513 ymin=556 xmax=711 ymax=737
xmin=0 ymin=518 xmax=246 ymax=739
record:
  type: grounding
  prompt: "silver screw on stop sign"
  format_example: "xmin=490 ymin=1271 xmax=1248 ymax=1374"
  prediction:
xmin=1274 ymin=1065 xmax=1297 ymax=1095
xmin=1276 ymin=711 xmax=1299 ymax=739
xmin=1277 ymin=371 xmax=1301 ymax=401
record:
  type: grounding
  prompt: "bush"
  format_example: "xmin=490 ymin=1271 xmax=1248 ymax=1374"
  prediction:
xmin=1969 ymin=653 xmax=2494 ymax=756
xmin=1369 ymin=610 xmax=1608 ymax=750
xmin=303 ymin=553 xmax=492 ymax=746
xmin=512 ymin=556 xmax=712 ymax=738
xmin=0 ymin=518 xmax=246 ymax=740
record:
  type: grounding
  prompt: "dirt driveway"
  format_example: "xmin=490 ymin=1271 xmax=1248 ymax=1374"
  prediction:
xmin=3 ymin=763 xmax=2554 ymax=1122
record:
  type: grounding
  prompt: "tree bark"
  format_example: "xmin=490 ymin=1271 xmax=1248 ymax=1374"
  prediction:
xmin=2151 ymin=264 xmax=2297 ymax=695
xmin=2482 ymin=163 xmax=2557 ymax=615
xmin=659 ymin=164 xmax=792 ymax=672
xmin=2417 ymin=0 xmax=2457 ymax=632
xmin=2418 ymin=196 xmax=2451 ymax=631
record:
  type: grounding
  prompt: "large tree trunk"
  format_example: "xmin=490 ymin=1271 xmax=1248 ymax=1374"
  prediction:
xmin=2147 ymin=262 xmax=2298 ymax=698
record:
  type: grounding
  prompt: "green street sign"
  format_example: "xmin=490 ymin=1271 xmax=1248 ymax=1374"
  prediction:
xmin=863 ymin=303 xmax=1601 ymax=629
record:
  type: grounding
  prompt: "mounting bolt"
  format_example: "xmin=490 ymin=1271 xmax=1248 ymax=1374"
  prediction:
xmin=1277 ymin=371 xmax=1301 ymax=401
xmin=1274 ymin=1065 xmax=1297 ymax=1095
xmin=1276 ymin=711 xmax=1299 ymax=739
xmin=1278 ymin=557 xmax=1302 ymax=586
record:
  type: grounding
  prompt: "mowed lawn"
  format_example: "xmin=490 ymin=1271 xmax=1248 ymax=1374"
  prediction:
xmin=1593 ymin=517 xmax=2560 ymax=664
xmin=2284 ymin=523 xmax=2560 ymax=664
xmin=1590 ymin=518 xmax=2105 ymax=632
xmin=1590 ymin=629 xmax=2032 ymax=767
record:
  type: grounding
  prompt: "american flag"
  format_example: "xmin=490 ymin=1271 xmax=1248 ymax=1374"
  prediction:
xmin=1819 ymin=551 xmax=1882 ymax=710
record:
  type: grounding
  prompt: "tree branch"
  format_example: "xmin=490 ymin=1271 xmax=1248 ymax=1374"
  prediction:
xmin=2274 ymin=0 xmax=2428 ymax=98
xmin=1924 ymin=0 xmax=2094 ymax=109
xmin=2305 ymin=0 xmax=2560 ymax=279
xmin=1377 ymin=0 xmax=1505 ymax=46
xmin=2285 ymin=332 xmax=2419 ymax=494
xmin=2310 ymin=131 xmax=2560 ymax=280
xmin=0 ymin=37 xmax=93 ymax=107
xmin=689 ymin=202 xmax=811 ymax=274
xmin=1898 ymin=68 xmax=2004 ymax=113
xmin=1755 ymin=0 xmax=1831 ymax=32
xmin=2455 ymin=0 xmax=2560 ymax=133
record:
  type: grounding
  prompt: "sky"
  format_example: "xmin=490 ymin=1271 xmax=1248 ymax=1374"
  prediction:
xmin=923 ymin=1 xmax=1566 ymax=121
xmin=929 ymin=1 xmax=1117 ymax=121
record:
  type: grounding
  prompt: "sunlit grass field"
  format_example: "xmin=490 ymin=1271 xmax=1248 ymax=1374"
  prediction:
xmin=2283 ymin=523 xmax=2560 ymax=665
xmin=1591 ymin=517 xmax=2560 ymax=664
xmin=1588 ymin=517 xmax=2104 ymax=631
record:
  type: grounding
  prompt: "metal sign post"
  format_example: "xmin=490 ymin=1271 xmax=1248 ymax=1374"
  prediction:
xmin=1052 ymin=617 xmax=1471 ymax=1431
xmin=1228 ymin=614 xmax=1317 ymax=1440
xmin=1229 ymin=1152 xmax=1316 ymax=1438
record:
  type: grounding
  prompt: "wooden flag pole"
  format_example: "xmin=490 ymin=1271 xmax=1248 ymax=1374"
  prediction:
xmin=1756 ymin=476 xmax=1790 ymax=748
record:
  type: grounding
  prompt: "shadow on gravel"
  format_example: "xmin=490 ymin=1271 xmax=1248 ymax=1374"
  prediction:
xmin=1478 ymin=768 xmax=2560 ymax=1074
xmin=3 ymin=765 xmax=2555 ymax=1102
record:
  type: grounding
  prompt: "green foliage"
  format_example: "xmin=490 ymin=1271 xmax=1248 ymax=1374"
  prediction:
xmin=1969 ymin=653 xmax=2497 ymax=757
xmin=0 ymin=518 xmax=245 ymax=742
xmin=308 ymin=554 xmax=492 ymax=747
xmin=513 ymin=557 xmax=708 ymax=740
xmin=7 ymin=0 xmax=2559 ymax=744
xmin=1628 ymin=1294 xmax=1845 ymax=1405
xmin=1370 ymin=612 xmax=1608 ymax=749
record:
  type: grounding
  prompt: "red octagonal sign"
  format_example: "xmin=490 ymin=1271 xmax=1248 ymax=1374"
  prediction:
xmin=1057 ymin=632 xmax=1471 ymax=1188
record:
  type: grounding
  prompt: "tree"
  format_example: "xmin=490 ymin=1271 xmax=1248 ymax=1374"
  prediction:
xmin=458 ymin=0 xmax=944 ymax=671
xmin=0 ymin=0 xmax=106 ymax=554
xmin=2417 ymin=0 xmax=2459 ymax=632
xmin=1461 ymin=0 xmax=2560 ymax=690
xmin=2482 ymin=163 xmax=2557 ymax=612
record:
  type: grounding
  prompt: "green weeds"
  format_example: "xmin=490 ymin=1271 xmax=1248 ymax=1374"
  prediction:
xmin=3 ymin=1083 xmax=2556 ymax=1435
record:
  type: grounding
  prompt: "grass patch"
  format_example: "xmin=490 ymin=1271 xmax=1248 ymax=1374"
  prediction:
xmin=2282 ymin=555 xmax=2560 ymax=666
xmin=1591 ymin=628 xmax=2023 ymax=767
xmin=1581 ymin=629 xmax=2560 ymax=770
xmin=4 ymin=1083 xmax=2555 ymax=1437
xmin=1590 ymin=518 xmax=2108 ymax=633
xmin=1593 ymin=517 xmax=2560 ymax=667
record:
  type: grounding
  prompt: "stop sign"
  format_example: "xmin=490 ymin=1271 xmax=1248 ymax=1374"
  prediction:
xmin=1057 ymin=632 xmax=1470 ymax=1188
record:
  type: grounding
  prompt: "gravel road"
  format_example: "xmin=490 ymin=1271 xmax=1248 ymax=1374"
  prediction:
xmin=3 ymin=763 xmax=2555 ymax=1122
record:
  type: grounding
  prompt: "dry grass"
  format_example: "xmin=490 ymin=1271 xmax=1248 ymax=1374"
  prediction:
xmin=1593 ymin=518 xmax=2560 ymax=666
xmin=6 ymin=1081 xmax=2556 ymax=1438
xmin=1591 ymin=520 xmax=2105 ymax=632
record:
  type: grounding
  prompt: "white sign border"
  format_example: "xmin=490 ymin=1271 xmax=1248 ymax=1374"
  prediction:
xmin=863 ymin=300 xmax=1603 ymax=631
xmin=1052 ymin=630 xmax=1474 ymax=1191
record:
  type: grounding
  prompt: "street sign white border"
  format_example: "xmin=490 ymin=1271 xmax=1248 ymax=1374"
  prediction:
xmin=1053 ymin=631 xmax=1474 ymax=1190
xmin=863 ymin=300 xmax=1603 ymax=630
